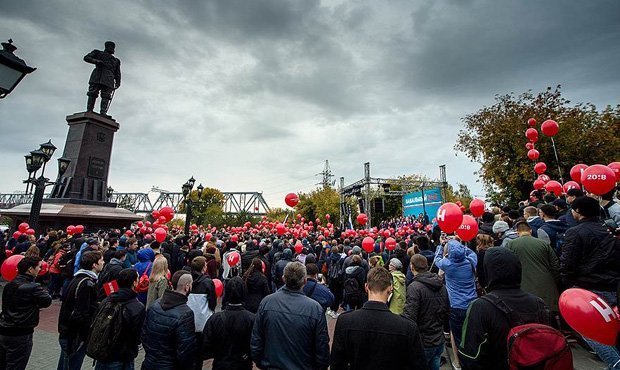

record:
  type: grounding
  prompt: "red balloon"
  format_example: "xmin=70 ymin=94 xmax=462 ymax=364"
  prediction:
xmin=356 ymin=213 xmax=368 ymax=226
xmin=436 ymin=203 xmax=464 ymax=234
xmin=533 ymin=179 xmax=546 ymax=190
xmin=537 ymin=174 xmax=550 ymax=184
xmin=581 ymin=165 xmax=617 ymax=195
xmin=213 ymin=278 xmax=224 ymax=298
xmin=294 ymin=241 xmax=303 ymax=254
xmin=570 ymin=164 xmax=588 ymax=184
xmin=469 ymin=198 xmax=485 ymax=218
xmin=608 ymin=162 xmax=620 ymax=182
xmin=562 ymin=181 xmax=580 ymax=193
xmin=158 ymin=216 xmax=167 ymax=224
xmin=75 ymin=225 xmax=84 ymax=234
xmin=152 ymin=210 xmax=160 ymax=219
xmin=231 ymin=234 xmax=239 ymax=243
xmin=525 ymin=128 xmax=538 ymax=142
xmin=38 ymin=261 xmax=49 ymax=276
xmin=154 ymin=227 xmax=167 ymax=243
xmin=541 ymin=119 xmax=559 ymax=137
xmin=559 ymin=288 xmax=619 ymax=345
xmin=1 ymin=255 xmax=24 ymax=281
xmin=159 ymin=206 xmax=175 ymax=222
xmin=544 ymin=180 xmax=563 ymax=196
xmin=66 ymin=225 xmax=75 ymax=235
xmin=527 ymin=149 xmax=540 ymax=161
xmin=456 ymin=215 xmax=479 ymax=242
xmin=125 ymin=230 xmax=134 ymax=237
xmin=12 ymin=231 xmax=21 ymax=240
xmin=276 ymin=223 xmax=286 ymax=236
xmin=284 ymin=193 xmax=299 ymax=207
xmin=18 ymin=223 xmax=29 ymax=233
xmin=385 ymin=237 xmax=397 ymax=251
xmin=525 ymin=142 xmax=535 ymax=150
xmin=25 ymin=228 xmax=35 ymax=236
xmin=534 ymin=162 xmax=547 ymax=175
xmin=145 ymin=221 xmax=152 ymax=227
xmin=5 ymin=249 xmax=12 ymax=258
xmin=527 ymin=118 xmax=537 ymax=127
xmin=362 ymin=237 xmax=374 ymax=253
xmin=137 ymin=221 xmax=144 ymax=228
xmin=383 ymin=230 xmax=391 ymax=238
xmin=227 ymin=251 xmax=241 ymax=267
xmin=325 ymin=214 xmax=330 ymax=219
xmin=205 ymin=233 xmax=213 ymax=240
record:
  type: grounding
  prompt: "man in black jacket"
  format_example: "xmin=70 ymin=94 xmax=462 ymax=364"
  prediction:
xmin=203 ymin=276 xmax=255 ymax=370
xmin=560 ymin=195 xmax=620 ymax=369
xmin=57 ymin=250 xmax=104 ymax=370
xmin=459 ymin=248 xmax=549 ymax=370
xmin=403 ymin=254 xmax=449 ymax=370
xmin=90 ymin=268 xmax=145 ymax=369
xmin=188 ymin=256 xmax=217 ymax=370
xmin=141 ymin=270 xmax=196 ymax=370
xmin=0 ymin=257 xmax=52 ymax=370
xmin=96 ymin=249 xmax=126 ymax=301
xmin=331 ymin=267 xmax=428 ymax=370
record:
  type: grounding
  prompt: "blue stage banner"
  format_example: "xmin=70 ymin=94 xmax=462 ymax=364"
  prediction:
xmin=403 ymin=188 xmax=443 ymax=218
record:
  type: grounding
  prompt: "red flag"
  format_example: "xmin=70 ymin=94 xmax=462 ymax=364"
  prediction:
xmin=103 ymin=280 xmax=119 ymax=296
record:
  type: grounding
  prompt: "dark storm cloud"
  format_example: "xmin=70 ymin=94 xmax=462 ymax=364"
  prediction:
xmin=0 ymin=0 xmax=618 ymax=206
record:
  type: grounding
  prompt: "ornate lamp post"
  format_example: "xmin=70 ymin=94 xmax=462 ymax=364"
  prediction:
xmin=23 ymin=140 xmax=70 ymax=234
xmin=106 ymin=186 xmax=114 ymax=202
xmin=182 ymin=177 xmax=205 ymax=236
xmin=0 ymin=39 xmax=36 ymax=99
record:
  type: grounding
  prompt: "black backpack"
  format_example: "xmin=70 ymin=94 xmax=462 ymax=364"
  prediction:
xmin=327 ymin=257 xmax=343 ymax=283
xmin=58 ymin=250 xmax=76 ymax=278
xmin=344 ymin=277 xmax=363 ymax=305
xmin=86 ymin=300 xmax=124 ymax=361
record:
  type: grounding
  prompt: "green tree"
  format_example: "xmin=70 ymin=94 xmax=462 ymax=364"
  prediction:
xmin=455 ymin=86 xmax=620 ymax=204
xmin=181 ymin=187 xmax=226 ymax=226
xmin=445 ymin=183 xmax=473 ymax=207
xmin=295 ymin=186 xmax=341 ymax=224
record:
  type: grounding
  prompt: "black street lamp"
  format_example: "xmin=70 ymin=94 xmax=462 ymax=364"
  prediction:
xmin=0 ymin=39 xmax=36 ymax=99
xmin=182 ymin=176 xmax=210 ymax=236
xmin=23 ymin=140 xmax=70 ymax=235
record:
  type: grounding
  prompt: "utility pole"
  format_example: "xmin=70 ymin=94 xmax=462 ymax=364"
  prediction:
xmin=339 ymin=176 xmax=345 ymax=230
xmin=364 ymin=162 xmax=371 ymax=229
xmin=316 ymin=160 xmax=335 ymax=189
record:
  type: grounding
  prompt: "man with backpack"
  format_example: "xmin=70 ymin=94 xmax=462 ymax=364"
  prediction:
xmin=58 ymin=251 xmax=105 ymax=370
xmin=327 ymin=245 xmax=345 ymax=319
xmin=342 ymin=255 xmax=367 ymax=311
xmin=87 ymin=268 xmax=145 ymax=369
xmin=536 ymin=204 xmax=569 ymax=255
xmin=0 ymin=257 xmax=52 ymax=370
xmin=459 ymin=248 xmax=559 ymax=370
xmin=96 ymin=249 xmax=126 ymax=301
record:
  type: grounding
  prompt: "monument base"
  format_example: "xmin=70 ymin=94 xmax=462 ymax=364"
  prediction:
xmin=1 ymin=203 xmax=141 ymax=234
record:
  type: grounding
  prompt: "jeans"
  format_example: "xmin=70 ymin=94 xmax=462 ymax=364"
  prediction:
xmin=0 ymin=333 xmax=33 ymax=370
xmin=583 ymin=290 xmax=620 ymax=370
xmin=424 ymin=344 xmax=444 ymax=370
xmin=449 ymin=307 xmax=468 ymax=349
xmin=57 ymin=337 xmax=87 ymax=370
xmin=94 ymin=361 xmax=134 ymax=370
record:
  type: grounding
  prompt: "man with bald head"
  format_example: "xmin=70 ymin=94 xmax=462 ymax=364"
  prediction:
xmin=141 ymin=270 xmax=197 ymax=369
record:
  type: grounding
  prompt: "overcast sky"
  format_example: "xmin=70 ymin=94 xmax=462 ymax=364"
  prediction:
xmin=1 ymin=0 xmax=618 ymax=208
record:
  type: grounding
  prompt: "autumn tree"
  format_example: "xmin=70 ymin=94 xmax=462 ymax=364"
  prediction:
xmin=455 ymin=86 xmax=620 ymax=204
xmin=179 ymin=187 xmax=226 ymax=226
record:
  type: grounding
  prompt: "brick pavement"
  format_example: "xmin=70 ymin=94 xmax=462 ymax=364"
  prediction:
xmin=0 ymin=282 xmax=607 ymax=370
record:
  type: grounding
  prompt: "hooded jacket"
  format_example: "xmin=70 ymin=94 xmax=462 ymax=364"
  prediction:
xmin=343 ymin=265 xmax=367 ymax=304
xmin=96 ymin=257 xmax=124 ymax=301
xmin=96 ymin=288 xmax=145 ymax=362
xmin=244 ymin=271 xmax=270 ymax=314
xmin=459 ymin=248 xmax=549 ymax=370
xmin=203 ymin=277 xmax=255 ymax=370
xmin=434 ymin=240 xmax=477 ymax=309
xmin=388 ymin=270 xmax=406 ymax=315
xmin=135 ymin=248 xmax=155 ymax=304
xmin=403 ymin=271 xmax=449 ymax=347
xmin=537 ymin=219 xmax=569 ymax=254
xmin=187 ymin=272 xmax=217 ymax=332
xmin=141 ymin=290 xmax=197 ymax=370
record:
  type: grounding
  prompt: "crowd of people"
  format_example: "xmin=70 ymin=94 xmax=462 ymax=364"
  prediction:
xmin=0 ymin=185 xmax=618 ymax=370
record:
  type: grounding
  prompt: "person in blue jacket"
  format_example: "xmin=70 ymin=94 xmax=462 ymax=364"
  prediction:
xmin=135 ymin=248 xmax=155 ymax=305
xmin=434 ymin=238 xmax=477 ymax=348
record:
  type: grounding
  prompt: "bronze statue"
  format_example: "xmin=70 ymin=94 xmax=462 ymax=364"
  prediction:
xmin=84 ymin=41 xmax=121 ymax=116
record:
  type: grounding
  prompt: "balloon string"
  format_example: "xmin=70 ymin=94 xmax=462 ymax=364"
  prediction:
xmin=550 ymin=137 xmax=564 ymax=183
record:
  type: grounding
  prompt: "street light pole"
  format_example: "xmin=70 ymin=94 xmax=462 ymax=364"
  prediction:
xmin=0 ymin=39 xmax=36 ymax=99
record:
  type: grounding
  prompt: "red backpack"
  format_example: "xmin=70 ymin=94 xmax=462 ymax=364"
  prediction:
xmin=507 ymin=323 xmax=573 ymax=370
xmin=482 ymin=293 xmax=573 ymax=370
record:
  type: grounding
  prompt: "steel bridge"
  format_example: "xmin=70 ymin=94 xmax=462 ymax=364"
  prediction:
xmin=0 ymin=190 xmax=270 ymax=215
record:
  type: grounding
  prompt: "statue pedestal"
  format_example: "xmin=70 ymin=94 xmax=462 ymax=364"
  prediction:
xmin=50 ymin=111 xmax=119 ymax=203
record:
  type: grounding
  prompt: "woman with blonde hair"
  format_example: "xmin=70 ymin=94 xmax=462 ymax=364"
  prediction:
xmin=475 ymin=234 xmax=494 ymax=289
xmin=146 ymin=254 xmax=170 ymax=309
